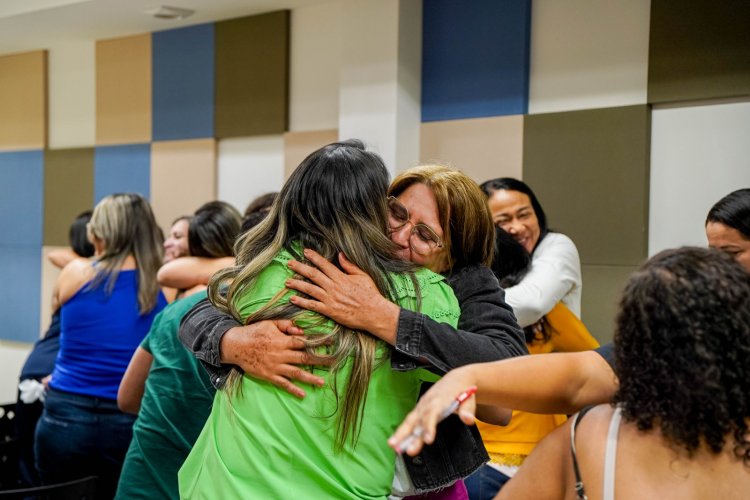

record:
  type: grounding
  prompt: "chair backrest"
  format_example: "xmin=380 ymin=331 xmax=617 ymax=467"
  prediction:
xmin=0 ymin=403 xmax=16 ymax=442
xmin=0 ymin=475 xmax=97 ymax=499
xmin=0 ymin=438 xmax=21 ymax=491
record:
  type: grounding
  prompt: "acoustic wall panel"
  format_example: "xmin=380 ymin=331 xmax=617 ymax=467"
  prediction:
xmin=523 ymin=105 xmax=651 ymax=267
xmin=283 ymin=129 xmax=338 ymax=180
xmin=44 ymin=148 xmax=94 ymax=246
xmin=648 ymin=0 xmax=750 ymax=104
xmin=215 ymin=11 xmax=290 ymax=138
xmin=649 ymin=101 xmax=750 ymax=255
xmin=422 ymin=0 xmax=531 ymax=121
xmin=0 ymin=246 xmax=42 ymax=342
xmin=40 ymin=246 xmax=64 ymax=336
xmin=0 ymin=150 xmax=44 ymax=247
xmin=94 ymin=144 xmax=151 ymax=202
xmin=217 ymin=136 xmax=284 ymax=215
xmin=96 ymin=34 xmax=152 ymax=145
xmin=152 ymin=24 xmax=215 ymax=141
xmin=528 ymin=0 xmax=650 ymax=114
xmin=580 ymin=264 xmax=637 ymax=344
xmin=48 ymin=41 xmax=96 ymax=148
xmin=289 ymin=3 xmax=341 ymax=132
xmin=150 ymin=139 xmax=217 ymax=233
xmin=420 ymin=115 xmax=524 ymax=184
xmin=0 ymin=50 xmax=47 ymax=151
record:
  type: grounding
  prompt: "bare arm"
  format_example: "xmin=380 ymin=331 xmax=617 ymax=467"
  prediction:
xmin=157 ymin=256 xmax=235 ymax=289
xmin=389 ymin=350 xmax=616 ymax=455
xmin=47 ymin=247 xmax=81 ymax=269
xmin=118 ymin=347 xmax=154 ymax=414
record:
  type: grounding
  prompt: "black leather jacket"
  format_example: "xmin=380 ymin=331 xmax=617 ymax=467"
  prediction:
xmin=178 ymin=264 xmax=527 ymax=492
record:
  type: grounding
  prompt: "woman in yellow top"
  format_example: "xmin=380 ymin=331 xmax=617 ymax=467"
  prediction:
xmin=464 ymin=217 xmax=598 ymax=499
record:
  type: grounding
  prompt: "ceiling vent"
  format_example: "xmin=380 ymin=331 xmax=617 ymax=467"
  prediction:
xmin=145 ymin=5 xmax=195 ymax=20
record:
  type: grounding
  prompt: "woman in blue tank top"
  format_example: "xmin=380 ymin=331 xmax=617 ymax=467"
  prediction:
xmin=35 ymin=193 xmax=167 ymax=499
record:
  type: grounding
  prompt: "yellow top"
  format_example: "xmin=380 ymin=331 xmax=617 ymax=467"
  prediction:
xmin=478 ymin=302 xmax=599 ymax=461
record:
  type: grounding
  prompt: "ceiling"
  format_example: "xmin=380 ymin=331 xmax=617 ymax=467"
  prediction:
xmin=0 ymin=0 xmax=330 ymax=56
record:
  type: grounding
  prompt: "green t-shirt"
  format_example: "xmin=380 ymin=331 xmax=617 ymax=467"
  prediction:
xmin=179 ymin=248 xmax=459 ymax=500
xmin=116 ymin=291 xmax=215 ymax=500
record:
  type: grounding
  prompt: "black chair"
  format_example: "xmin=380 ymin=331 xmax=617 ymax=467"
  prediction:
xmin=0 ymin=476 xmax=97 ymax=500
xmin=0 ymin=404 xmax=21 ymax=492
xmin=0 ymin=403 xmax=16 ymax=442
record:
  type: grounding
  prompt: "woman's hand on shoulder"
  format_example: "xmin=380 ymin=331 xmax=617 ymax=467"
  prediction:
xmin=285 ymin=249 xmax=400 ymax=342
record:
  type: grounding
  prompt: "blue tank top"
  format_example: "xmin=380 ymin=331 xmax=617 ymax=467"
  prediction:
xmin=51 ymin=270 xmax=167 ymax=400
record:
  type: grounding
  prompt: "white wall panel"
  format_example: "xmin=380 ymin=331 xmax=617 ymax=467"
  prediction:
xmin=289 ymin=1 xmax=341 ymax=132
xmin=528 ymin=0 xmax=650 ymax=114
xmin=0 ymin=341 xmax=32 ymax=402
xmin=48 ymin=41 xmax=96 ymax=148
xmin=649 ymin=101 xmax=750 ymax=255
xmin=217 ymin=136 xmax=285 ymax=214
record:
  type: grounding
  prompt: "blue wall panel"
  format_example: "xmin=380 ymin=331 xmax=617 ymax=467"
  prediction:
xmin=422 ymin=0 xmax=531 ymax=121
xmin=0 ymin=150 xmax=44 ymax=247
xmin=152 ymin=23 xmax=215 ymax=140
xmin=0 ymin=246 xmax=41 ymax=342
xmin=94 ymin=144 xmax=151 ymax=202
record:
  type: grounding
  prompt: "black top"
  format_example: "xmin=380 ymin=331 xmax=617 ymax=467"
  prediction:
xmin=20 ymin=310 xmax=61 ymax=380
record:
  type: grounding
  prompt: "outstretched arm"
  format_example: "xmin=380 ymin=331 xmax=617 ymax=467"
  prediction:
xmin=389 ymin=349 xmax=616 ymax=455
xmin=118 ymin=347 xmax=153 ymax=414
xmin=157 ymin=256 xmax=235 ymax=289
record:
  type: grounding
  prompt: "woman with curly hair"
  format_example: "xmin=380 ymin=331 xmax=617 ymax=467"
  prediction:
xmin=495 ymin=246 xmax=750 ymax=499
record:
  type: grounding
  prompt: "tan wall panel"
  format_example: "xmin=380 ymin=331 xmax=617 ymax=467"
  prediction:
xmin=150 ymin=139 xmax=217 ymax=234
xmin=283 ymin=129 xmax=338 ymax=179
xmin=96 ymin=34 xmax=152 ymax=145
xmin=523 ymin=105 xmax=651 ymax=266
xmin=44 ymin=148 xmax=94 ymax=246
xmin=0 ymin=50 xmax=47 ymax=151
xmin=40 ymin=245 xmax=65 ymax=336
xmin=420 ymin=116 xmax=523 ymax=184
xmin=580 ymin=264 xmax=638 ymax=344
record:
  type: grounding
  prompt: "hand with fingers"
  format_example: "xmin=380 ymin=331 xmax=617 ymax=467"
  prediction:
xmin=388 ymin=366 xmax=479 ymax=456
xmin=286 ymin=248 xmax=401 ymax=343
xmin=219 ymin=319 xmax=330 ymax=399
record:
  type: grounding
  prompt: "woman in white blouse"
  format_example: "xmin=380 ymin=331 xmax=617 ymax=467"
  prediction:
xmin=481 ymin=177 xmax=582 ymax=327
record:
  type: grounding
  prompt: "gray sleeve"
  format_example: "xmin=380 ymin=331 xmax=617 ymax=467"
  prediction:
xmin=178 ymin=298 xmax=242 ymax=388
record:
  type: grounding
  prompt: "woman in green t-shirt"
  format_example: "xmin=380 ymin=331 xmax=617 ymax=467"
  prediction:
xmin=178 ymin=140 xmax=461 ymax=499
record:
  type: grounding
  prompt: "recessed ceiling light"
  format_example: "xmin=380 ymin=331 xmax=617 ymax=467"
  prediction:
xmin=144 ymin=5 xmax=195 ymax=20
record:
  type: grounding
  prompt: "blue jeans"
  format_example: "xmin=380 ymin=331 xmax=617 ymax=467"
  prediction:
xmin=465 ymin=465 xmax=511 ymax=500
xmin=34 ymin=388 xmax=136 ymax=500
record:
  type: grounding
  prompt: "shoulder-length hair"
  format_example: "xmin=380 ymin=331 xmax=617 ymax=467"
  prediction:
xmin=480 ymin=177 xmax=550 ymax=251
xmin=613 ymin=247 xmax=750 ymax=464
xmin=87 ymin=193 xmax=164 ymax=313
xmin=390 ymin=165 xmax=495 ymax=272
xmin=209 ymin=139 xmax=417 ymax=450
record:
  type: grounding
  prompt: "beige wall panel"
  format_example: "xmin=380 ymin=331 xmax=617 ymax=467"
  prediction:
xmin=283 ymin=129 xmax=338 ymax=179
xmin=150 ymin=139 xmax=217 ymax=234
xmin=39 ymin=245 xmax=65 ymax=336
xmin=529 ymin=0 xmax=650 ymax=114
xmin=420 ymin=116 xmax=523 ymax=184
xmin=0 ymin=341 xmax=32 ymax=402
xmin=581 ymin=264 xmax=638 ymax=344
xmin=0 ymin=50 xmax=47 ymax=151
xmin=289 ymin=2 xmax=341 ymax=132
xmin=96 ymin=34 xmax=152 ymax=145
xmin=48 ymin=41 xmax=96 ymax=148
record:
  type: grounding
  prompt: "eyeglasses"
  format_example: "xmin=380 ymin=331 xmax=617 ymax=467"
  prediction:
xmin=387 ymin=196 xmax=444 ymax=255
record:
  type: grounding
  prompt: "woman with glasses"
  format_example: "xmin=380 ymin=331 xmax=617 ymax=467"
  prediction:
xmin=179 ymin=164 xmax=526 ymax=497
xmin=177 ymin=142 xmax=463 ymax=498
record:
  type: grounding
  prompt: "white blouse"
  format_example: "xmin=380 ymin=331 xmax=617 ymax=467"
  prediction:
xmin=504 ymin=232 xmax=582 ymax=328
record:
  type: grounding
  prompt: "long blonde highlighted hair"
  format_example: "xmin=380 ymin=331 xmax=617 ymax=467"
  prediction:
xmin=208 ymin=140 xmax=418 ymax=450
xmin=86 ymin=193 xmax=164 ymax=313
